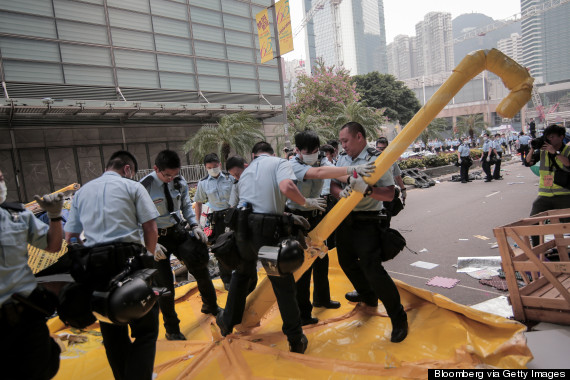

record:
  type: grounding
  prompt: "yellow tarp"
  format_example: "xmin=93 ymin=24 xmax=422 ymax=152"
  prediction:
xmin=50 ymin=250 xmax=531 ymax=379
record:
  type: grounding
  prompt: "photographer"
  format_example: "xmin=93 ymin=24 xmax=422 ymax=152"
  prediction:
xmin=526 ymin=125 xmax=570 ymax=242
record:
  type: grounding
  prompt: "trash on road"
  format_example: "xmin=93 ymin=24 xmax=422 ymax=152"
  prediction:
xmin=427 ymin=276 xmax=460 ymax=289
xmin=410 ymin=261 xmax=439 ymax=269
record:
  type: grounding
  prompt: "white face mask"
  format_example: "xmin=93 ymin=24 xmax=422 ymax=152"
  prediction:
xmin=207 ymin=167 xmax=221 ymax=177
xmin=302 ymin=152 xmax=319 ymax=165
xmin=0 ymin=181 xmax=7 ymax=204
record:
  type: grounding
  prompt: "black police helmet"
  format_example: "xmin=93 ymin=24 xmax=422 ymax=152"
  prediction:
xmin=57 ymin=282 xmax=97 ymax=329
xmin=277 ymin=239 xmax=305 ymax=275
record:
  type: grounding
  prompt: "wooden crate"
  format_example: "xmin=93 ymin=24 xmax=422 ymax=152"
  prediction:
xmin=493 ymin=208 xmax=570 ymax=325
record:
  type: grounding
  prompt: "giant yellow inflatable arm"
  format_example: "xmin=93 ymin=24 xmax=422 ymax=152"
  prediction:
xmin=239 ymin=49 xmax=533 ymax=329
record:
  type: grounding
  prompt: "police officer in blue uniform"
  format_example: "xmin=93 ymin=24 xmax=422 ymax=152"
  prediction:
xmin=226 ymin=156 xmax=248 ymax=208
xmin=216 ymin=141 xmax=327 ymax=354
xmin=331 ymin=122 xmax=408 ymax=343
xmin=457 ymin=138 xmax=472 ymax=183
xmin=481 ymin=133 xmax=495 ymax=182
xmin=493 ymin=133 xmax=504 ymax=180
xmin=287 ymin=130 xmax=376 ymax=325
xmin=1 ymin=169 xmax=63 ymax=380
xmin=65 ymin=151 xmax=160 ymax=380
xmin=140 ymin=150 xmax=218 ymax=341
xmin=518 ymin=132 xmax=531 ymax=164
xmin=194 ymin=153 xmax=234 ymax=288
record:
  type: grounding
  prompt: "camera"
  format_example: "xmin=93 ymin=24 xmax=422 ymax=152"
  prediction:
xmin=531 ymin=136 xmax=549 ymax=150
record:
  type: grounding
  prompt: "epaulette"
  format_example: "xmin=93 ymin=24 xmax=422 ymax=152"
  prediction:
xmin=339 ymin=151 xmax=347 ymax=156
xmin=0 ymin=202 xmax=25 ymax=212
xmin=199 ymin=175 xmax=209 ymax=181
xmin=173 ymin=176 xmax=185 ymax=191
xmin=365 ymin=147 xmax=381 ymax=160
xmin=140 ymin=175 xmax=153 ymax=191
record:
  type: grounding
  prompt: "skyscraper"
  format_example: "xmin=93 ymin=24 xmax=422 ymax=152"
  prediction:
xmin=415 ymin=12 xmax=453 ymax=76
xmin=387 ymin=35 xmax=414 ymax=79
xmin=304 ymin=0 xmax=388 ymax=75
xmin=497 ymin=33 xmax=522 ymax=63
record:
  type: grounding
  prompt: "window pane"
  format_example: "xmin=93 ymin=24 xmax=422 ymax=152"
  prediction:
xmin=192 ymin=24 xmax=224 ymax=44
xmin=154 ymin=35 xmax=192 ymax=54
xmin=196 ymin=59 xmax=227 ymax=76
xmin=227 ymin=46 xmax=255 ymax=63
xmin=150 ymin=0 xmax=187 ymax=20
xmin=231 ymin=78 xmax=257 ymax=94
xmin=221 ymin=0 xmax=250 ymax=18
xmin=107 ymin=0 xmax=150 ymax=13
xmin=108 ymin=8 xmax=152 ymax=32
xmin=60 ymin=45 xmax=112 ymax=66
xmin=0 ymin=38 xmax=60 ymax=62
xmin=57 ymin=20 xmax=108 ymax=44
xmin=189 ymin=0 xmax=220 ymax=11
xmin=258 ymin=66 xmax=278 ymax=81
xmin=190 ymin=7 xmax=222 ymax=27
xmin=157 ymin=55 xmax=194 ymax=73
xmin=223 ymin=13 xmax=251 ymax=32
xmin=112 ymin=29 xmax=154 ymax=50
xmin=0 ymin=12 xmax=56 ymax=38
xmin=198 ymin=75 xmax=229 ymax=92
xmin=20 ymin=149 xmax=51 ymax=201
xmin=48 ymin=148 xmax=78 ymax=190
xmin=53 ymin=0 xmax=105 ymax=25
xmin=225 ymin=30 xmax=252 ymax=47
xmin=0 ymin=0 xmax=54 ymax=17
xmin=194 ymin=41 xmax=226 ymax=59
xmin=152 ymin=16 xmax=189 ymax=38
xmin=3 ymin=61 xmax=63 ymax=83
xmin=228 ymin=63 xmax=256 ymax=79
xmin=260 ymin=80 xmax=280 ymax=95
xmin=117 ymin=69 xmax=159 ymax=88
xmin=114 ymin=50 xmax=157 ymax=70
xmin=77 ymin=146 xmax=103 ymax=184
xmin=64 ymin=65 xmax=115 ymax=86
xmin=160 ymin=72 xmax=196 ymax=90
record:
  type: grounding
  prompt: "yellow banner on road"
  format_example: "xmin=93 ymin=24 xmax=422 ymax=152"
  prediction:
xmin=276 ymin=0 xmax=293 ymax=55
xmin=255 ymin=9 xmax=274 ymax=63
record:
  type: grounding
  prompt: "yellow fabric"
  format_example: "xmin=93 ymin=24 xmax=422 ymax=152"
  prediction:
xmin=50 ymin=251 xmax=531 ymax=379
xmin=538 ymin=146 xmax=570 ymax=197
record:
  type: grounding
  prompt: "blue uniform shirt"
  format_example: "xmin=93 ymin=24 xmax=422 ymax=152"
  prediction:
xmin=0 ymin=207 xmax=49 ymax=306
xmin=458 ymin=144 xmax=470 ymax=157
xmin=229 ymin=180 xmax=239 ymax=208
xmin=238 ymin=154 xmax=296 ymax=214
xmin=482 ymin=140 xmax=492 ymax=153
xmin=320 ymin=157 xmax=334 ymax=196
xmin=494 ymin=140 xmax=503 ymax=153
xmin=65 ymin=171 xmax=159 ymax=247
xmin=139 ymin=171 xmax=197 ymax=229
xmin=194 ymin=172 xmax=234 ymax=211
xmin=286 ymin=156 xmax=324 ymax=211
xmin=519 ymin=135 xmax=531 ymax=145
xmin=336 ymin=147 xmax=394 ymax=212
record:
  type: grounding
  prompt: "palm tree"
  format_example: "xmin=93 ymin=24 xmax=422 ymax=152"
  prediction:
xmin=456 ymin=114 xmax=487 ymax=141
xmin=183 ymin=112 xmax=264 ymax=165
xmin=288 ymin=112 xmax=337 ymax=144
xmin=419 ymin=118 xmax=447 ymax=145
xmin=331 ymin=102 xmax=386 ymax=141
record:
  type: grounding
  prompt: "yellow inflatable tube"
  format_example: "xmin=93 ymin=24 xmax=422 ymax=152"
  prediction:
xmin=239 ymin=49 xmax=533 ymax=329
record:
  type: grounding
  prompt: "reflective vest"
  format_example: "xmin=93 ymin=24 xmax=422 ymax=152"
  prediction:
xmin=538 ymin=146 xmax=570 ymax=197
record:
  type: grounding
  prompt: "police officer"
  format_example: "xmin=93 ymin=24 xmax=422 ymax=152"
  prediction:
xmin=376 ymin=137 xmax=407 ymax=224
xmin=140 ymin=150 xmax=218 ymax=341
xmin=65 ymin=151 xmax=160 ymax=380
xmin=226 ymin=156 xmax=248 ymax=208
xmin=481 ymin=133 xmax=494 ymax=182
xmin=493 ymin=133 xmax=504 ymax=180
xmin=1 ymin=170 xmax=63 ymax=380
xmin=194 ymin=153 xmax=234 ymax=288
xmin=457 ymin=137 xmax=472 ymax=183
xmin=331 ymin=122 xmax=408 ymax=343
xmin=287 ymin=130 xmax=376 ymax=325
xmin=518 ymin=132 xmax=531 ymax=164
xmin=216 ymin=141 xmax=326 ymax=354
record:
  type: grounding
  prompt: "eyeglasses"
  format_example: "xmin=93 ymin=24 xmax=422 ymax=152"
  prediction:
xmin=160 ymin=171 xmax=175 ymax=180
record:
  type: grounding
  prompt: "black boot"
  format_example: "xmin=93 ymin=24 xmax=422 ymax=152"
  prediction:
xmin=289 ymin=334 xmax=308 ymax=354
xmin=390 ymin=308 xmax=408 ymax=343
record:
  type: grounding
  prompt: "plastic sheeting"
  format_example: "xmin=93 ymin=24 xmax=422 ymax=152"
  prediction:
xmin=49 ymin=250 xmax=531 ymax=379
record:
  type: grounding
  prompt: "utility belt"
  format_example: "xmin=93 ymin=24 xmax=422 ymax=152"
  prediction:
xmin=158 ymin=225 xmax=177 ymax=237
xmin=248 ymin=212 xmax=295 ymax=239
xmin=207 ymin=208 xmax=229 ymax=226
xmin=286 ymin=207 xmax=322 ymax=226
xmin=0 ymin=286 xmax=58 ymax=327
xmin=344 ymin=211 xmax=384 ymax=224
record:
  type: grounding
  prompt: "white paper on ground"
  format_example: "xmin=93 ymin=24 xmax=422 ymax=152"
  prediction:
xmin=410 ymin=261 xmax=439 ymax=269
xmin=470 ymin=296 xmax=513 ymax=319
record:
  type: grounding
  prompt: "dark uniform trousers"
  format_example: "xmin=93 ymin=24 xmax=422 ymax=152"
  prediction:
xmin=155 ymin=228 xmax=217 ymax=334
xmin=335 ymin=212 xmax=404 ymax=320
xmin=481 ymin=152 xmax=493 ymax=180
xmin=493 ymin=151 xmax=502 ymax=179
xmin=209 ymin=209 xmax=233 ymax=285
xmin=99 ymin=304 xmax=159 ymax=380
xmin=0 ymin=302 xmax=61 ymax=380
xmin=459 ymin=157 xmax=471 ymax=181
xmin=221 ymin=214 xmax=304 ymax=344
xmin=288 ymin=209 xmax=332 ymax=319
xmin=520 ymin=144 xmax=529 ymax=163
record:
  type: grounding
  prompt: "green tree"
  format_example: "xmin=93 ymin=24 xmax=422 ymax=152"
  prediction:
xmin=183 ymin=112 xmax=264 ymax=165
xmin=419 ymin=118 xmax=448 ymax=145
xmin=352 ymin=72 xmax=421 ymax=125
xmin=456 ymin=114 xmax=486 ymax=141
xmin=288 ymin=112 xmax=337 ymax=144
xmin=330 ymin=102 xmax=386 ymax=141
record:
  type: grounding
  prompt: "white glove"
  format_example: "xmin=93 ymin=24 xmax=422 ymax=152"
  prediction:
xmin=291 ymin=214 xmax=310 ymax=230
xmin=346 ymin=162 xmax=376 ymax=177
xmin=486 ymin=156 xmax=490 ymax=162
xmin=303 ymin=197 xmax=326 ymax=212
xmin=458 ymin=159 xmax=462 ymax=164
xmin=339 ymin=186 xmax=353 ymax=198
xmin=192 ymin=225 xmax=208 ymax=244
xmin=154 ymin=243 xmax=167 ymax=261
xmin=34 ymin=193 xmax=64 ymax=219
xmin=348 ymin=174 xmax=371 ymax=194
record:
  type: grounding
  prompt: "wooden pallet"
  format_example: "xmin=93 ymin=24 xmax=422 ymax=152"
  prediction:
xmin=493 ymin=208 xmax=570 ymax=325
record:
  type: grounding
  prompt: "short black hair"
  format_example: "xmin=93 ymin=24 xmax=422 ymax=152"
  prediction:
xmin=107 ymin=150 xmax=138 ymax=172
xmin=226 ymin=156 xmax=246 ymax=171
xmin=155 ymin=149 xmax=181 ymax=170
xmin=327 ymin=140 xmax=339 ymax=149
xmin=340 ymin=122 xmax=366 ymax=139
xmin=252 ymin=141 xmax=274 ymax=155
xmin=544 ymin=124 xmax=566 ymax=137
xmin=319 ymin=144 xmax=334 ymax=155
xmin=204 ymin=153 xmax=220 ymax=165
xmin=376 ymin=137 xmax=389 ymax=146
xmin=294 ymin=130 xmax=320 ymax=152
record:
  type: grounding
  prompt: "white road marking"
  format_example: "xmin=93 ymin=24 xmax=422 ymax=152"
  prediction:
xmin=485 ymin=191 xmax=500 ymax=198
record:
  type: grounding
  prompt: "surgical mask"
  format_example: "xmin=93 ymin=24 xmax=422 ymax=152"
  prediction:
xmin=207 ymin=167 xmax=221 ymax=177
xmin=302 ymin=152 xmax=319 ymax=165
xmin=0 ymin=181 xmax=7 ymax=204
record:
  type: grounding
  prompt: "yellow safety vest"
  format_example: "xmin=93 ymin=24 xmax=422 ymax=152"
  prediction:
xmin=538 ymin=145 xmax=570 ymax=197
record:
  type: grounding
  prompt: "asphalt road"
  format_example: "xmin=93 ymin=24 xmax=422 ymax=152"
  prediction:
xmin=386 ymin=157 xmax=539 ymax=306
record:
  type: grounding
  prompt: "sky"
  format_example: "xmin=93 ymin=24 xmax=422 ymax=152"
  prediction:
xmin=287 ymin=0 xmax=521 ymax=60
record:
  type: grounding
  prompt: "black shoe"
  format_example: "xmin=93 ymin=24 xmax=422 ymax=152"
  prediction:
xmin=289 ymin=334 xmax=308 ymax=354
xmin=390 ymin=311 xmax=408 ymax=343
xmin=313 ymin=300 xmax=341 ymax=309
xmin=201 ymin=304 xmax=222 ymax=316
xmin=494 ymin=176 xmax=503 ymax=180
xmin=484 ymin=179 xmax=492 ymax=182
xmin=461 ymin=180 xmax=467 ymax=183
xmin=215 ymin=310 xmax=232 ymax=337
xmin=301 ymin=316 xmax=319 ymax=326
xmin=345 ymin=291 xmax=362 ymax=303
xmin=165 ymin=332 xmax=186 ymax=341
